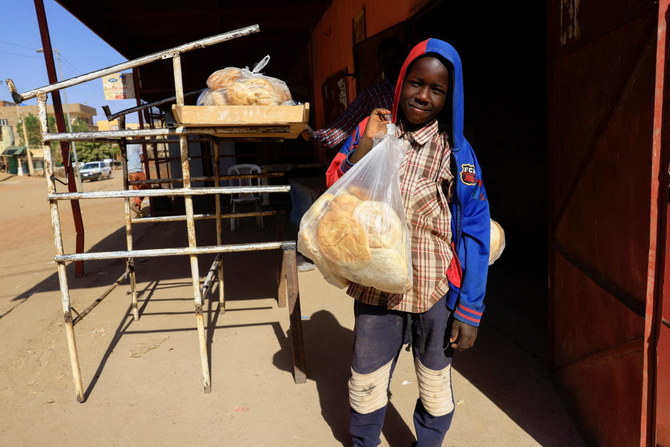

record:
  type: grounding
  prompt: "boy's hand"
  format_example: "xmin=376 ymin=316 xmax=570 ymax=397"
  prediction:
xmin=363 ymin=108 xmax=392 ymax=140
xmin=449 ymin=320 xmax=478 ymax=351
xmin=350 ymin=108 xmax=392 ymax=163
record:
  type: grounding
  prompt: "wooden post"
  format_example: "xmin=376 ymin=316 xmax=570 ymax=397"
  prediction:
xmin=212 ymin=139 xmax=225 ymax=309
xmin=278 ymin=252 xmax=287 ymax=308
xmin=120 ymin=125 xmax=139 ymax=321
xmin=174 ymin=54 xmax=211 ymax=393
xmin=16 ymin=105 xmax=34 ymax=176
xmin=283 ymin=247 xmax=306 ymax=383
xmin=39 ymin=93 xmax=85 ymax=401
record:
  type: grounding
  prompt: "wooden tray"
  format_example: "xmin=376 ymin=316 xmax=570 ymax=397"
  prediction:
xmin=171 ymin=103 xmax=309 ymax=139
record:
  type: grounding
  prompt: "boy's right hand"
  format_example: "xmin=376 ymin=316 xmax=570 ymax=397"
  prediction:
xmin=363 ymin=108 xmax=392 ymax=140
xmin=350 ymin=108 xmax=392 ymax=164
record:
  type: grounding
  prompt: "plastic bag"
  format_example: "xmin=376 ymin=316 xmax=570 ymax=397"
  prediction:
xmin=298 ymin=124 xmax=413 ymax=293
xmin=197 ymin=55 xmax=293 ymax=106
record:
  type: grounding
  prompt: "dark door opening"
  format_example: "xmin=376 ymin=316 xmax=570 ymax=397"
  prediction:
xmin=408 ymin=2 xmax=549 ymax=358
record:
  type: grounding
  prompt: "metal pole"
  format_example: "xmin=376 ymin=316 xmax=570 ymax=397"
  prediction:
xmin=174 ymin=53 xmax=211 ymax=393
xmin=284 ymin=247 xmax=307 ymax=384
xmin=38 ymin=92 xmax=85 ymax=402
xmin=50 ymin=49 xmax=82 ymax=190
xmin=131 ymin=210 xmax=278 ymax=224
xmin=120 ymin=118 xmax=139 ymax=321
xmin=39 ymin=125 xmax=291 ymax=142
xmin=200 ymin=254 xmax=222 ymax=301
xmin=127 ymin=172 xmax=286 ymax=186
xmin=11 ymin=25 xmax=260 ymax=103
xmin=15 ymin=105 xmax=34 ymax=175
xmin=103 ymin=88 xmax=206 ymax=121
xmin=72 ymin=269 xmax=130 ymax=325
xmin=54 ymin=241 xmax=297 ymax=262
xmin=212 ymin=139 xmax=225 ymax=307
xmin=34 ymin=0 xmax=86 ymax=277
xmin=133 ymin=69 xmax=151 ymax=179
xmin=47 ymin=185 xmax=291 ymax=200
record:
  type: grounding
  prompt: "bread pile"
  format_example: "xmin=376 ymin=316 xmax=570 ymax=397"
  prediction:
xmin=489 ymin=219 xmax=505 ymax=265
xmin=298 ymin=191 xmax=411 ymax=293
xmin=197 ymin=67 xmax=292 ymax=106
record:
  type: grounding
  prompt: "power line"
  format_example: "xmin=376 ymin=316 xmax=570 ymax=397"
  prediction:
xmin=0 ymin=40 xmax=37 ymax=51
xmin=0 ymin=50 xmax=40 ymax=59
xmin=59 ymin=54 xmax=105 ymax=96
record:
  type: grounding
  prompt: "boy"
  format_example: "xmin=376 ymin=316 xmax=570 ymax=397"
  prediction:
xmin=325 ymin=39 xmax=490 ymax=447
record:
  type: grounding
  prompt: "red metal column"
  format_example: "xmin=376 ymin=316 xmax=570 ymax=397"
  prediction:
xmin=548 ymin=0 xmax=662 ymax=445
xmin=651 ymin=2 xmax=670 ymax=445
xmin=34 ymin=0 xmax=85 ymax=277
xmin=133 ymin=68 xmax=151 ymax=178
xmin=656 ymin=209 xmax=670 ymax=445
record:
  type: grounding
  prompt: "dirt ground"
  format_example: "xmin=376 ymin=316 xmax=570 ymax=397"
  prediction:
xmin=0 ymin=170 xmax=586 ymax=446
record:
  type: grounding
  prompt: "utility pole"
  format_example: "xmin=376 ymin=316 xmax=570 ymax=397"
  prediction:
xmin=37 ymin=48 xmax=82 ymax=189
xmin=15 ymin=105 xmax=35 ymax=176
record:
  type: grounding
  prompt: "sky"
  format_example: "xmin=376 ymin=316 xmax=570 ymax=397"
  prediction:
xmin=0 ymin=0 xmax=138 ymax=123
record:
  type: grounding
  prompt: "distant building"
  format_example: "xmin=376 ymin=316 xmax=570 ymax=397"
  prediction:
xmin=0 ymin=124 xmax=15 ymax=153
xmin=0 ymin=100 xmax=98 ymax=131
xmin=96 ymin=119 xmax=140 ymax=131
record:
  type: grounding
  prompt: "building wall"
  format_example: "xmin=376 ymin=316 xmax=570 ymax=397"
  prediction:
xmin=0 ymin=102 xmax=98 ymax=131
xmin=310 ymin=0 xmax=430 ymax=127
xmin=96 ymin=120 xmax=140 ymax=131
xmin=0 ymin=125 xmax=15 ymax=152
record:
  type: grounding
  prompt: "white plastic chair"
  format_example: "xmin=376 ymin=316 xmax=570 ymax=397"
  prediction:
xmin=227 ymin=163 xmax=264 ymax=231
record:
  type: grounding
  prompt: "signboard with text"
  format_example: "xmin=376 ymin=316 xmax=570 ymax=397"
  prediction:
xmin=102 ymin=72 xmax=135 ymax=100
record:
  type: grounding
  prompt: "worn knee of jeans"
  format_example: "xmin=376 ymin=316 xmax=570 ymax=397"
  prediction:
xmin=348 ymin=359 xmax=393 ymax=414
xmin=414 ymin=357 xmax=454 ymax=417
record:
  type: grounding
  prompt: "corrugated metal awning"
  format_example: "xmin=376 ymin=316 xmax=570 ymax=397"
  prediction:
xmin=1 ymin=146 xmax=26 ymax=156
xmin=54 ymin=1 xmax=332 ymax=103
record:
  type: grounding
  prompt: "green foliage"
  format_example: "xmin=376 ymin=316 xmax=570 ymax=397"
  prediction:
xmin=16 ymin=113 xmax=61 ymax=163
xmin=68 ymin=120 xmax=119 ymax=163
xmin=16 ymin=114 xmax=120 ymax=165
xmin=16 ymin=113 xmax=56 ymax=148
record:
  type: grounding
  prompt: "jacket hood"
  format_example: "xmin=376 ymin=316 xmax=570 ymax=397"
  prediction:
xmin=392 ymin=38 xmax=465 ymax=149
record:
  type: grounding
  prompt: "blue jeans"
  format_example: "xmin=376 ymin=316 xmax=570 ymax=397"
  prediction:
xmin=350 ymin=297 xmax=455 ymax=447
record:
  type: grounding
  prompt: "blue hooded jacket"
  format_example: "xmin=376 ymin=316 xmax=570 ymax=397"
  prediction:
xmin=327 ymin=39 xmax=491 ymax=326
xmin=392 ymin=39 xmax=491 ymax=326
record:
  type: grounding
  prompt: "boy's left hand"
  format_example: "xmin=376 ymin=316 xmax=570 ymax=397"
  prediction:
xmin=449 ymin=320 xmax=478 ymax=351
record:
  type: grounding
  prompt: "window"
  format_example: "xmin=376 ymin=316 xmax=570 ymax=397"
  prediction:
xmin=0 ymin=119 xmax=8 ymax=126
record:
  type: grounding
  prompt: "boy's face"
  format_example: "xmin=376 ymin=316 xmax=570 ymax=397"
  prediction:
xmin=400 ymin=56 xmax=449 ymax=126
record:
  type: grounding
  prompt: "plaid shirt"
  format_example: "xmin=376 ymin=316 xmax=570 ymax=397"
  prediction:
xmin=347 ymin=120 xmax=455 ymax=313
xmin=314 ymin=80 xmax=394 ymax=149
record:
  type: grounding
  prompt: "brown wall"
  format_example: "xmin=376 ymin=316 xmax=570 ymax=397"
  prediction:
xmin=310 ymin=0 xmax=430 ymax=127
xmin=0 ymin=103 xmax=98 ymax=130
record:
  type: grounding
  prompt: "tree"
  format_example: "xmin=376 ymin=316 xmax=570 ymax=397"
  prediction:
xmin=16 ymin=113 xmax=57 ymax=148
xmin=16 ymin=114 xmax=120 ymax=165
xmin=16 ymin=113 xmax=61 ymax=163
xmin=69 ymin=120 xmax=119 ymax=162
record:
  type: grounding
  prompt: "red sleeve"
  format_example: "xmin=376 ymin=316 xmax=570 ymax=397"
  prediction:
xmin=325 ymin=118 xmax=369 ymax=188
xmin=325 ymin=152 xmax=347 ymax=188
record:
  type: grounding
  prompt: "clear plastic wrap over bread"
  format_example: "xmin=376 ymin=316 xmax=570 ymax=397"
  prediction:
xmin=298 ymin=124 xmax=412 ymax=293
xmin=197 ymin=55 xmax=293 ymax=106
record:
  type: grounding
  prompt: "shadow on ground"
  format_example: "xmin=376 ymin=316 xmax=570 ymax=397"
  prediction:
xmin=273 ymin=310 xmax=416 ymax=447
xmin=7 ymin=208 xmax=583 ymax=445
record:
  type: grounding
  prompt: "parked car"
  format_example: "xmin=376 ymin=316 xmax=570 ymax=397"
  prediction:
xmin=79 ymin=161 xmax=112 ymax=181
